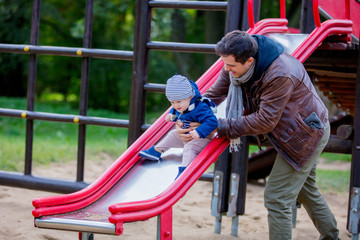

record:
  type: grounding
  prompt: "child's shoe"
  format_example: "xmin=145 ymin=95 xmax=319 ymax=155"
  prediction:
xmin=175 ymin=166 xmax=186 ymax=180
xmin=139 ymin=146 xmax=162 ymax=161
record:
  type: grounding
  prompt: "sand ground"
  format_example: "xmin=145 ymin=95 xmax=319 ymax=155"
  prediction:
xmin=0 ymin=157 xmax=352 ymax=240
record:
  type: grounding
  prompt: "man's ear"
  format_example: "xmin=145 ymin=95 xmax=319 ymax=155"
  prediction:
xmin=247 ymin=57 xmax=255 ymax=64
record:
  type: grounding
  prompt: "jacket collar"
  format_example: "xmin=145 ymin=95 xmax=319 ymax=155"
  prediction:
xmin=250 ymin=35 xmax=284 ymax=85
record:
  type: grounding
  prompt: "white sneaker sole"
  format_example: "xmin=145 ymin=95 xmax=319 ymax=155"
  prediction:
xmin=139 ymin=151 xmax=160 ymax=161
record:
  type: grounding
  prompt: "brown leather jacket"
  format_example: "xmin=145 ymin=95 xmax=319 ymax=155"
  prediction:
xmin=204 ymin=52 xmax=328 ymax=170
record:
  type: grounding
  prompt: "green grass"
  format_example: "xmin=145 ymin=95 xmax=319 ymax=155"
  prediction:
xmin=316 ymin=169 xmax=350 ymax=193
xmin=0 ymin=97 xmax=129 ymax=171
xmin=320 ymin=152 xmax=352 ymax=163
xmin=0 ymin=133 xmax=26 ymax=171
xmin=317 ymin=153 xmax=351 ymax=193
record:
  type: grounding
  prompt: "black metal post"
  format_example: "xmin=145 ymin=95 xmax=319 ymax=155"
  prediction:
xmin=77 ymin=0 xmax=93 ymax=182
xmin=212 ymin=0 xmax=248 ymax=235
xmin=146 ymin=41 xmax=216 ymax=53
xmin=211 ymin=148 xmax=231 ymax=234
xmin=0 ymin=44 xmax=133 ymax=60
xmin=128 ymin=0 xmax=152 ymax=145
xmin=349 ymin=37 xmax=360 ymax=197
xmin=241 ymin=0 xmax=261 ymax=31
xmin=228 ymin=137 xmax=249 ymax=216
xmin=347 ymin=34 xmax=360 ymax=237
xmin=0 ymin=108 xmax=130 ymax=127
xmin=0 ymin=171 xmax=88 ymax=193
xmin=226 ymin=137 xmax=249 ymax=236
xmin=225 ymin=0 xmax=244 ymax=33
xmin=300 ymin=0 xmax=315 ymax=34
xmin=148 ymin=1 xmax=227 ymax=10
xmin=24 ymin=0 xmax=41 ymax=176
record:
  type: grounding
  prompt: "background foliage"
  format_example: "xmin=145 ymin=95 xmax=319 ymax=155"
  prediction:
xmin=0 ymin=0 xmax=301 ymax=114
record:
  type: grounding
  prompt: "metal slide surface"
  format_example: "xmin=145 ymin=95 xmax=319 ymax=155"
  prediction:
xmin=266 ymin=33 xmax=309 ymax=54
xmin=35 ymin=157 xmax=181 ymax=234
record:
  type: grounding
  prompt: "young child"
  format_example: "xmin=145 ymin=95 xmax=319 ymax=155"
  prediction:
xmin=139 ymin=74 xmax=218 ymax=178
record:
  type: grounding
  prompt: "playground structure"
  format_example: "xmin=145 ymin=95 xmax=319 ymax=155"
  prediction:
xmin=0 ymin=0 xmax=359 ymax=239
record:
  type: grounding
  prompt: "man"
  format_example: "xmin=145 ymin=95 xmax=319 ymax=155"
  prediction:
xmin=178 ymin=30 xmax=339 ymax=239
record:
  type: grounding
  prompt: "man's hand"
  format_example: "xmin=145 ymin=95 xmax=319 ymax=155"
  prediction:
xmin=190 ymin=122 xmax=218 ymax=138
xmin=191 ymin=121 xmax=218 ymax=136
xmin=176 ymin=121 xmax=192 ymax=142
xmin=189 ymin=122 xmax=201 ymax=131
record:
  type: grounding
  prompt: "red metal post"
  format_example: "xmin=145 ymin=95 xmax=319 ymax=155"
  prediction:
xmin=247 ymin=0 xmax=255 ymax=28
xmin=280 ymin=0 xmax=286 ymax=19
xmin=345 ymin=0 xmax=350 ymax=19
xmin=313 ymin=0 xmax=321 ymax=27
xmin=160 ymin=207 xmax=173 ymax=240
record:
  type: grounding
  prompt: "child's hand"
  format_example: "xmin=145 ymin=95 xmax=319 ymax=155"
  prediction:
xmin=176 ymin=119 xmax=183 ymax=126
xmin=189 ymin=130 xmax=200 ymax=140
xmin=165 ymin=114 xmax=172 ymax=122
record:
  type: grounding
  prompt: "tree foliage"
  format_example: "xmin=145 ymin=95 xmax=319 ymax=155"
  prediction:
xmin=0 ymin=0 xmax=32 ymax=97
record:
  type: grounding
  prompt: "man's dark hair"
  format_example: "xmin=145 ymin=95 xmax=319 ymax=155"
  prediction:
xmin=215 ymin=30 xmax=258 ymax=64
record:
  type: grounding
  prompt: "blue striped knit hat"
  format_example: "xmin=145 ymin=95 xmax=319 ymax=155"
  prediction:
xmin=165 ymin=75 xmax=195 ymax=101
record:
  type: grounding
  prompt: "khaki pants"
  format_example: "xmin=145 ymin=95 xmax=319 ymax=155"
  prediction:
xmin=156 ymin=129 xmax=211 ymax=167
xmin=264 ymin=121 xmax=339 ymax=240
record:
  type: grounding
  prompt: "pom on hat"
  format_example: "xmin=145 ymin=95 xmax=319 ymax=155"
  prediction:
xmin=165 ymin=75 xmax=195 ymax=101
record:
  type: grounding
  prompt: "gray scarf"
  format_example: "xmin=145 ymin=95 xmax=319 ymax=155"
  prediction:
xmin=226 ymin=60 xmax=256 ymax=152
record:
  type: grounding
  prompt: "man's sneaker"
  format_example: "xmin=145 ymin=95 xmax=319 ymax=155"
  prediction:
xmin=175 ymin=166 xmax=186 ymax=180
xmin=139 ymin=145 xmax=162 ymax=161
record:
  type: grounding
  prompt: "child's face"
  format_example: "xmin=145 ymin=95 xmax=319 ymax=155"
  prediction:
xmin=170 ymin=97 xmax=192 ymax=113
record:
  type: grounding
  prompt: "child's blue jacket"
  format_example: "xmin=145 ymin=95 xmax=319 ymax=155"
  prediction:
xmin=168 ymin=80 xmax=218 ymax=138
